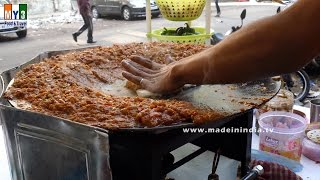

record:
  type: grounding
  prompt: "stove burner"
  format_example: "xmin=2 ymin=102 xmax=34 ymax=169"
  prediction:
xmin=109 ymin=111 xmax=254 ymax=180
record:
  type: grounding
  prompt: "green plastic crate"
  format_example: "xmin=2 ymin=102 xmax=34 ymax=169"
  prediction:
xmin=148 ymin=27 xmax=212 ymax=44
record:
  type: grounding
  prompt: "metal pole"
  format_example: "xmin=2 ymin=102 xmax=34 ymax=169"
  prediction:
xmin=187 ymin=21 xmax=192 ymax=27
xmin=146 ymin=0 xmax=152 ymax=41
xmin=205 ymin=0 xmax=212 ymax=45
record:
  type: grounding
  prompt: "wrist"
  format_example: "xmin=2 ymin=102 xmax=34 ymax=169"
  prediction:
xmin=169 ymin=47 xmax=216 ymax=86
xmin=169 ymin=62 xmax=187 ymax=87
xmin=169 ymin=58 xmax=206 ymax=86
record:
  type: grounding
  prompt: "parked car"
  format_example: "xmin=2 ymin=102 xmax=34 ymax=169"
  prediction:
xmin=256 ymin=0 xmax=296 ymax=3
xmin=91 ymin=0 xmax=161 ymax=21
xmin=0 ymin=0 xmax=27 ymax=38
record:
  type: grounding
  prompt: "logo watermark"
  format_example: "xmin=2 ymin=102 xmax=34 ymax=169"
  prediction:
xmin=182 ymin=127 xmax=274 ymax=133
xmin=265 ymin=136 xmax=279 ymax=147
xmin=0 ymin=4 xmax=27 ymax=29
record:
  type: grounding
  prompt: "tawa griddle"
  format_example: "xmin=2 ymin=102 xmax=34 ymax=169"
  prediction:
xmin=0 ymin=47 xmax=281 ymax=180
xmin=0 ymin=46 xmax=280 ymax=132
xmin=120 ymin=79 xmax=279 ymax=132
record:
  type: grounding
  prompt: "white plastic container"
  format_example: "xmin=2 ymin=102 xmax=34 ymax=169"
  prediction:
xmin=302 ymin=137 xmax=320 ymax=162
xmin=258 ymin=111 xmax=307 ymax=161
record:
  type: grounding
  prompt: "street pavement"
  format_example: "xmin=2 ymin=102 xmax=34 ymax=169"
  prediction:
xmin=0 ymin=5 xmax=281 ymax=72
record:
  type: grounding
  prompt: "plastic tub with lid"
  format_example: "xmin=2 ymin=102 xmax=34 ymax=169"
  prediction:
xmin=302 ymin=129 xmax=320 ymax=162
xmin=258 ymin=111 xmax=307 ymax=161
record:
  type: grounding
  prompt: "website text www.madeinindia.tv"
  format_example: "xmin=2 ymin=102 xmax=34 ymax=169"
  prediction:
xmin=182 ymin=127 xmax=274 ymax=133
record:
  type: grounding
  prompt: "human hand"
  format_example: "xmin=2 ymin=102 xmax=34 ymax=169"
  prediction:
xmin=122 ymin=55 xmax=184 ymax=94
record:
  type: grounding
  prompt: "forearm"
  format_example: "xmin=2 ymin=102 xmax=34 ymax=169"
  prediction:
xmin=173 ymin=0 xmax=320 ymax=85
xmin=171 ymin=48 xmax=215 ymax=85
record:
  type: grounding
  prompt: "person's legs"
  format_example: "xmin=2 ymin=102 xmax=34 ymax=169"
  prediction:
xmin=85 ymin=14 xmax=95 ymax=43
xmin=72 ymin=14 xmax=89 ymax=42
xmin=215 ymin=0 xmax=221 ymax=17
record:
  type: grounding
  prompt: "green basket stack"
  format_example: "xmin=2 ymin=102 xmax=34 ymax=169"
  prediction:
xmin=148 ymin=0 xmax=211 ymax=44
xmin=148 ymin=27 xmax=212 ymax=44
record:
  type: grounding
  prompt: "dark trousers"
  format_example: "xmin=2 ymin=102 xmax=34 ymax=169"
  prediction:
xmin=215 ymin=0 xmax=221 ymax=14
xmin=74 ymin=14 xmax=93 ymax=41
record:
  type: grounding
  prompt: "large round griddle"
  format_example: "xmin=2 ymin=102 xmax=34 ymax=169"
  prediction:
xmin=0 ymin=47 xmax=281 ymax=132
xmin=119 ymin=79 xmax=280 ymax=132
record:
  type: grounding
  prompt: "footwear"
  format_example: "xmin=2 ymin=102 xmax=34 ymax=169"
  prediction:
xmin=87 ymin=40 xmax=97 ymax=43
xmin=72 ymin=33 xmax=78 ymax=42
xmin=215 ymin=13 xmax=221 ymax=17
